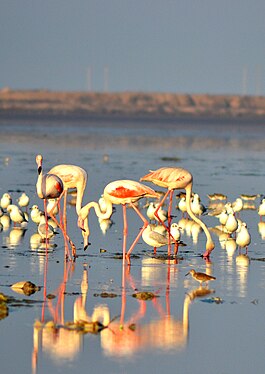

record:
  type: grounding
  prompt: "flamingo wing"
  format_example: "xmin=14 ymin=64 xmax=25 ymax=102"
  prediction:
xmin=140 ymin=167 xmax=193 ymax=189
xmin=104 ymin=180 xmax=159 ymax=204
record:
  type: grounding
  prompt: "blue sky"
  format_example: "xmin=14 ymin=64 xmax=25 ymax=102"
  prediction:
xmin=1 ymin=1 xmax=264 ymax=95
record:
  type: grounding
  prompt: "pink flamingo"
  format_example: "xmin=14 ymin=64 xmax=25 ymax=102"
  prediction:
xmin=140 ymin=167 xmax=215 ymax=258
xmin=35 ymin=154 xmax=73 ymax=260
xmin=78 ymin=180 xmax=160 ymax=265
xmin=48 ymin=163 xmax=88 ymax=248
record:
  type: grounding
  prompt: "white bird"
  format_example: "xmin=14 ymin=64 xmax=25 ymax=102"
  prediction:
xmin=216 ymin=208 xmax=228 ymax=226
xmin=142 ymin=224 xmax=175 ymax=253
xmin=46 ymin=198 xmax=59 ymax=216
xmin=38 ymin=215 xmax=58 ymax=240
xmin=146 ymin=202 xmax=156 ymax=221
xmin=232 ymin=198 xmax=243 ymax=215
xmin=191 ymin=193 xmax=206 ymax=216
xmin=17 ymin=192 xmax=30 ymax=210
xmin=154 ymin=204 xmax=167 ymax=223
xmin=169 ymin=223 xmax=181 ymax=241
xmin=7 ymin=204 xmax=28 ymax=227
xmin=178 ymin=197 xmax=187 ymax=215
xmin=236 ymin=222 xmax=251 ymax=250
xmin=0 ymin=193 xmax=12 ymax=210
xmin=224 ymin=210 xmax=238 ymax=234
xmin=30 ymin=205 xmax=44 ymax=225
xmin=147 ymin=202 xmax=167 ymax=223
xmin=258 ymin=198 xmax=265 ymax=221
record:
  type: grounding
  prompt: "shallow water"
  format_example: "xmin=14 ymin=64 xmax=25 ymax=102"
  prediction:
xmin=0 ymin=116 xmax=265 ymax=374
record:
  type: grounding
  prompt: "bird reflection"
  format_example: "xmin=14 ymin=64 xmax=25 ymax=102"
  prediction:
xmin=4 ymin=227 xmax=27 ymax=248
xmin=258 ymin=221 xmax=265 ymax=240
xmin=0 ymin=214 xmax=10 ymax=231
xmin=32 ymin=262 xmax=110 ymax=373
xmin=97 ymin=265 xmax=190 ymax=357
xmin=236 ymin=254 xmax=250 ymax=298
xmin=32 ymin=261 xmax=78 ymax=373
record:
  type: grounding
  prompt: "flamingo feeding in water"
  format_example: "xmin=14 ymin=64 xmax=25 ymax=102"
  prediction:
xmin=35 ymin=154 xmax=74 ymax=260
xmin=48 ymin=163 xmax=88 ymax=247
xmin=140 ymin=167 xmax=215 ymax=258
xmin=78 ymin=179 xmax=160 ymax=265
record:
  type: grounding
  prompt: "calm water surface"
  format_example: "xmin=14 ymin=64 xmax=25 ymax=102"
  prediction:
xmin=0 ymin=117 xmax=265 ymax=374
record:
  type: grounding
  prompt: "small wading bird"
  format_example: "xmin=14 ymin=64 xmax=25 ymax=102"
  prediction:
xmin=185 ymin=269 xmax=216 ymax=286
xmin=140 ymin=167 xmax=215 ymax=258
xmin=35 ymin=154 xmax=75 ymax=260
xmin=78 ymin=179 xmax=160 ymax=265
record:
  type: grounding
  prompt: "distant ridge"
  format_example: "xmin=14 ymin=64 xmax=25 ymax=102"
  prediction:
xmin=1 ymin=88 xmax=265 ymax=119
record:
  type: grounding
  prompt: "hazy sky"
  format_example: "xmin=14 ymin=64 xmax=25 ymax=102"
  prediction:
xmin=1 ymin=1 xmax=264 ymax=95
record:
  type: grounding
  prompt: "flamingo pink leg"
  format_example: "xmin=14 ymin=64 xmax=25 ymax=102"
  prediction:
xmin=125 ymin=202 xmax=149 ymax=264
xmin=122 ymin=205 xmax=128 ymax=267
xmin=154 ymin=189 xmax=178 ymax=255
xmin=45 ymin=195 xmax=72 ymax=261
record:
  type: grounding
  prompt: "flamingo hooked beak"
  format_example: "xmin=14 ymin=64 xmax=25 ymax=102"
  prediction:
xmin=83 ymin=235 xmax=90 ymax=251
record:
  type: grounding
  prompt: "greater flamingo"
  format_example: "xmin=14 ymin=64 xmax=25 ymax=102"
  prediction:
xmin=78 ymin=179 xmax=159 ymax=265
xmin=35 ymin=154 xmax=73 ymax=259
xmin=140 ymin=167 xmax=215 ymax=258
xmin=48 ymin=163 xmax=88 ymax=247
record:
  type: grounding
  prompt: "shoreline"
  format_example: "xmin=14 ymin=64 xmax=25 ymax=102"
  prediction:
xmin=1 ymin=89 xmax=265 ymax=120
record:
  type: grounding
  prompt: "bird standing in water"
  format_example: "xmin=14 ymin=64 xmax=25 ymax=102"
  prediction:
xmin=236 ymin=222 xmax=251 ymax=252
xmin=48 ymin=163 xmax=88 ymax=248
xmin=140 ymin=167 xmax=215 ymax=258
xmin=185 ymin=269 xmax=216 ymax=286
xmin=142 ymin=224 xmax=179 ymax=255
xmin=0 ymin=193 xmax=12 ymax=211
xmin=18 ymin=192 xmax=30 ymax=211
xmin=35 ymin=154 xmax=74 ymax=259
xmin=78 ymin=179 xmax=159 ymax=265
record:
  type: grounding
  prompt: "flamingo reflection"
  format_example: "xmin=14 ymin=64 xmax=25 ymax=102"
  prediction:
xmin=93 ymin=264 xmax=190 ymax=357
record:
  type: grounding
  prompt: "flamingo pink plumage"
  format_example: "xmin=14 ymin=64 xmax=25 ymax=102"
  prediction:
xmin=78 ymin=179 xmax=160 ymax=265
xmin=140 ymin=167 xmax=215 ymax=258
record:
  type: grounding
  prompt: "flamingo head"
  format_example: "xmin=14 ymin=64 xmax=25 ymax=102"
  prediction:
xmin=36 ymin=155 xmax=43 ymax=174
xmin=203 ymin=239 xmax=215 ymax=258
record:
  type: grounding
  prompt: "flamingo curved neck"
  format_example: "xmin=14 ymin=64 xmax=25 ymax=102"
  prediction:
xmin=75 ymin=187 xmax=85 ymax=215
xmin=80 ymin=199 xmax=113 ymax=221
xmin=185 ymin=183 xmax=214 ymax=251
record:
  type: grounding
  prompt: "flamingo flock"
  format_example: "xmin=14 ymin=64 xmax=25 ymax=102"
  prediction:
xmin=0 ymin=154 xmax=264 ymax=266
